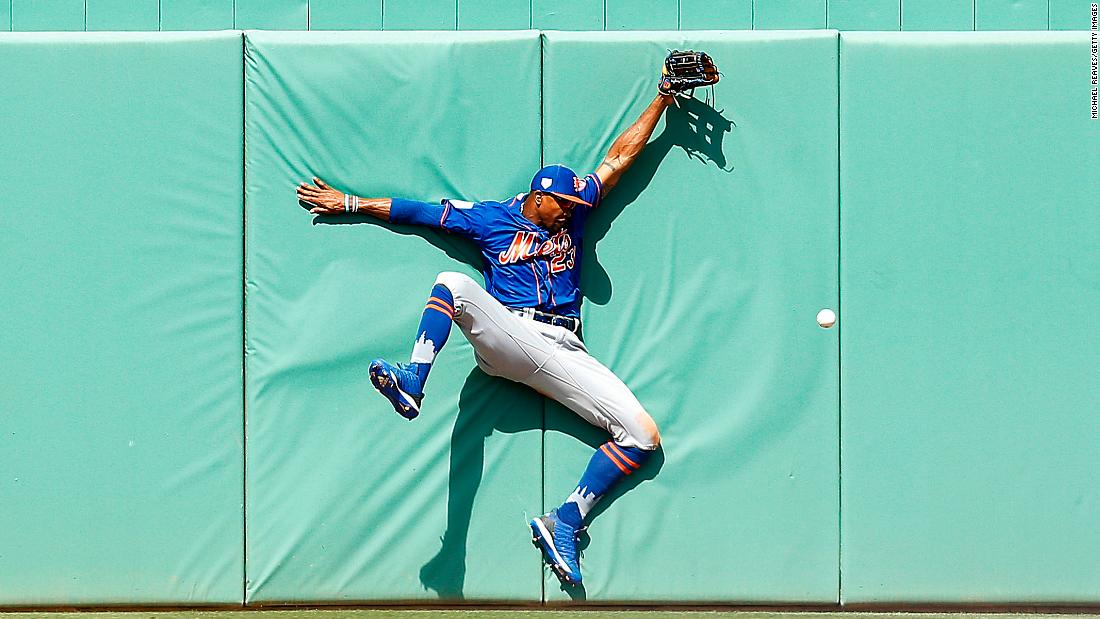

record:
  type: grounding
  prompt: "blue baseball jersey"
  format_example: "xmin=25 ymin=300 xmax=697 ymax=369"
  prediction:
xmin=389 ymin=173 xmax=603 ymax=318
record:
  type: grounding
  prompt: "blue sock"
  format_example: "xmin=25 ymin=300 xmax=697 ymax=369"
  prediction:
xmin=557 ymin=441 xmax=651 ymax=528
xmin=407 ymin=284 xmax=454 ymax=389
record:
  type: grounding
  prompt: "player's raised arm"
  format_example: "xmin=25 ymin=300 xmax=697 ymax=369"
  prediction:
xmin=593 ymin=93 xmax=673 ymax=196
xmin=296 ymin=177 xmax=393 ymax=219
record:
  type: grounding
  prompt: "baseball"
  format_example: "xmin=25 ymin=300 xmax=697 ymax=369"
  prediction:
xmin=816 ymin=308 xmax=836 ymax=328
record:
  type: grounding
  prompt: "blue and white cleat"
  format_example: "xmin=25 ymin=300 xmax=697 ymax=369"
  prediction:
xmin=530 ymin=508 xmax=582 ymax=585
xmin=368 ymin=358 xmax=423 ymax=420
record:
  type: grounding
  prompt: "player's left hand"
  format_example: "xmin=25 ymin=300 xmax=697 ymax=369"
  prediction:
xmin=296 ymin=177 xmax=345 ymax=215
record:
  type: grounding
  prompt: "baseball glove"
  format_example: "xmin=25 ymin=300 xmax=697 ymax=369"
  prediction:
xmin=658 ymin=50 xmax=720 ymax=97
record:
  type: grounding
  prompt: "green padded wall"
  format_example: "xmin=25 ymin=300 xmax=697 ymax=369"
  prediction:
xmin=902 ymin=0 xmax=974 ymax=30
xmin=533 ymin=0 xmax=604 ymax=30
xmin=458 ymin=0 xmax=531 ymax=29
xmin=309 ymin=0 xmax=382 ymax=30
xmin=236 ymin=0 xmax=308 ymax=29
xmin=383 ymin=0 xmax=457 ymax=30
xmin=976 ymin=0 xmax=1049 ymax=29
xmin=161 ymin=0 xmax=235 ymax=30
xmin=1 ymin=2 xmax=10 ymax=30
xmin=11 ymin=0 xmax=84 ymax=30
xmin=680 ymin=0 xmax=752 ymax=29
xmin=541 ymin=30 xmax=840 ymax=602
xmin=2 ymin=1 xmax=1083 ymax=32
xmin=244 ymin=30 xmax=543 ymax=602
xmin=606 ymin=0 xmax=678 ymax=30
xmin=0 ymin=32 xmax=244 ymax=605
xmin=827 ymin=0 xmax=900 ymax=30
xmin=840 ymin=31 xmax=1100 ymax=603
xmin=754 ymin=0 xmax=826 ymax=28
xmin=86 ymin=0 xmax=158 ymax=31
xmin=1049 ymin=0 xmax=1096 ymax=29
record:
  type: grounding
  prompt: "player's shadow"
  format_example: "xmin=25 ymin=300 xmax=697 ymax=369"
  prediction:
xmin=415 ymin=366 xmax=664 ymax=600
xmin=307 ymin=205 xmax=486 ymax=272
xmin=305 ymin=96 xmax=722 ymax=600
xmin=580 ymin=96 xmax=735 ymax=306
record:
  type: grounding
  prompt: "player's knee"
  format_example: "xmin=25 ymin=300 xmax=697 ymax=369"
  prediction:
xmin=633 ymin=410 xmax=661 ymax=450
xmin=434 ymin=271 xmax=475 ymax=297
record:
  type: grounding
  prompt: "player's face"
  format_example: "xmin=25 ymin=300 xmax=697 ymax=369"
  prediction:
xmin=540 ymin=193 xmax=577 ymax=232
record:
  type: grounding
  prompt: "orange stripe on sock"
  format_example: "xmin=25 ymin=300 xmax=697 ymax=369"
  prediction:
xmin=600 ymin=444 xmax=632 ymax=475
xmin=607 ymin=442 xmax=640 ymax=469
xmin=428 ymin=296 xmax=454 ymax=313
xmin=425 ymin=302 xmax=454 ymax=318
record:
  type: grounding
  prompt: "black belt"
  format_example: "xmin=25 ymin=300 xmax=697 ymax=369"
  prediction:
xmin=509 ymin=308 xmax=582 ymax=335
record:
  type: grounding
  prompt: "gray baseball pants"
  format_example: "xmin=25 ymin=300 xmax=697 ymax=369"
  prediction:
xmin=435 ymin=271 xmax=660 ymax=451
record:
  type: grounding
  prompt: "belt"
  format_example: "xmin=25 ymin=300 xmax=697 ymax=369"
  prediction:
xmin=509 ymin=307 xmax=582 ymax=334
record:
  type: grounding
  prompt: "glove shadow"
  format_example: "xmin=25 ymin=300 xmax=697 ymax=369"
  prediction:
xmin=582 ymin=97 xmax=736 ymax=307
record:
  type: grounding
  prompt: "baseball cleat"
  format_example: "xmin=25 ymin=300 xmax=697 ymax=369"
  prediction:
xmin=368 ymin=358 xmax=424 ymax=420
xmin=530 ymin=509 xmax=582 ymax=585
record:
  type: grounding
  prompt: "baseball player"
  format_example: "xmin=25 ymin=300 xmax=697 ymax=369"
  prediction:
xmin=296 ymin=54 xmax=718 ymax=585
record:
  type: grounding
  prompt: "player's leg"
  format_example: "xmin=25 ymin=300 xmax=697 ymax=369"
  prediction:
xmin=368 ymin=282 xmax=456 ymax=420
xmin=433 ymin=271 xmax=562 ymax=381
xmin=370 ymin=271 xmax=558 ymax=419
xmin=525 ymin=327 xmax=660 ymax=584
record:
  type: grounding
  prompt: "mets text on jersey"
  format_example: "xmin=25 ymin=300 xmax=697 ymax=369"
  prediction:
xmin=498 ymin=230 xmax=577 ymax=272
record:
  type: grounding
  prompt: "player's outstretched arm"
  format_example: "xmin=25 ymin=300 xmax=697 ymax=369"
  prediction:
xmin=594 ymin=93 xmax=673 ymax=195
xmin=296 ymin=177 xmax=392 ymax=220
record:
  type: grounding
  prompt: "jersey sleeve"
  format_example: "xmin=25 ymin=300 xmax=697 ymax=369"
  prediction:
xmin=388 ymin=197 xmax=487 ymax=240
xmin=579 ymin=173 xmax=603 ymax=209
xmin=436 ymin=199 xmax=489 ymax=238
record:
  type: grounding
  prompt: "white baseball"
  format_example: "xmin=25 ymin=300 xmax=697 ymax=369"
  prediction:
xmin=816 ymin=308 xmax=836 ymax=329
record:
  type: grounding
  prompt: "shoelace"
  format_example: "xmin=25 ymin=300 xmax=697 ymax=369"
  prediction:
xmin=556 ymin=521 xmax=582 ymax=565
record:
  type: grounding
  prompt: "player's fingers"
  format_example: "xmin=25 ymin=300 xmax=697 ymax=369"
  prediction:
xmin=314 ymin=177 xmax=332 ymax=190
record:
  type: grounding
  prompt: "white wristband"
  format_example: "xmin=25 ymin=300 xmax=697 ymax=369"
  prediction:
xmin=343 ymin=194 xmax=361 ymax=213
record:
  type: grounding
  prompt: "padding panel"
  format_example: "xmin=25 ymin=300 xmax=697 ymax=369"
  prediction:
xmin=85 ymin=0 xmax=157 ymax=30
xmin=680 ymin=0 xmax=752 ymax=30
xmin=840 ymin=31 xmax=1100 ymax=603
xmin=1049 ymin=0 xmax=1097 ymax=29
xmin=827 ymin=0 xmax=900 ymax=30
xmin=309 ymin=0 xmax=383 ymax=30
xmin=382 ymin=0 xmax=457 ymax=30
xmin=976 ymin=0 xmax=1048 ymax=29
xmin=236 ymin=0 xmax=307 ymax=30
xmin=160 ymin=0 xmax=235 ymax=31
xmin=541 ymin=30 xmax=840 ymax=603
xmin=532 ymin=0 xmax=604 ymax=30
xmin=753 ymin=0 xmax=827 ymax=29
xmin=244 ymin=30 xmax=543 ymax=602
xmin=0 ymin=32 xmax=245 ymax=605
xmin=11 ymin=0 xmax=84 ymax=31
xmin=457 ymin=0 xmax=531 ymax=29
xmin=902 ymin=0 xmax=974 ymax=30
xmin=605 ymin=0 xmax=678 ymax=30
